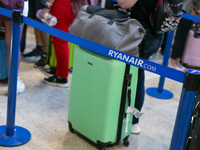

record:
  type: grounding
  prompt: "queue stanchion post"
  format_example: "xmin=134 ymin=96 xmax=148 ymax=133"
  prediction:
xmin=146 ymin=30 xmax=174 ymax=99
xmin=0 ymin=10 xmax=31 ymax=146
xmin=169 ymin=69 xmax=200 ymax=150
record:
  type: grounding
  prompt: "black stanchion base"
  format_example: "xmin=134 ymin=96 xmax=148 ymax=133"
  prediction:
xmin=0 ymin=125 xmax=31 ymax=146
xmin=146 ymin=87 xmax=173 ymax=99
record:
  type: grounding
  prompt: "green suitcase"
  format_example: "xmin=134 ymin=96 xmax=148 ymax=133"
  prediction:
xmin=68 ymin=47 xmax=138 ymax=149
xmin=47 ymin=35 xmax=77 ymax=69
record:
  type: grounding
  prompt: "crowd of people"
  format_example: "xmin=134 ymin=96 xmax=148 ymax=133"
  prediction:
xmin=0 ymin=0 xmax=76 ymax=93
xmin=0 ymin=0 xmax=199 ymax=137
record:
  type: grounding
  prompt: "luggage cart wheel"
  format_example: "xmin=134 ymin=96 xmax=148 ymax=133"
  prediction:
xmin=68 ymin=122 xmax=75 ymax=133
xmin=123 ymin=137 xmax=130 ymax=146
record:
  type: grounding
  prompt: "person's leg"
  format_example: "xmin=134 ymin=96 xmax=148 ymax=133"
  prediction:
xmin=24 ymin=0 xmax=43 ymax=57
xmin=4 ymin=21 xmax=11 ymax=68
xmin=34 ymin=30 xmax=48 ymax=67
xmin=19 ymin=23 xmax=24 ymax=65
xmin=32 ymin=0 xmax=48 ymax=67
xmin=159 ymin=32 xmax=168 ymax=55
xmin=131 ymin=69 xmax=145 ymax=134
xmin=44 ymin=0 xmax=74 ymax=87
xmin=20 ymin=24 xmax=27 ymax=55
xmin=4 ymin=21 xmax=25 ymax=94
xmin=40 ymin=31 xmax=48 ymax=53
xmin=53 ymin=36 xmax=69 ymax=78
xmin=132 ymin=70 xmax=145 ymax=124
xmin=168 ymin=18 xmax=192 ymax=71
xmin=44 ymin=35 xmax=69 ymax=87
xmin=35 ymin=28 xmax=42 ymax=46
xmin=6 ymin=22 xmax=24 ymax=67
xmin=170 ymin=18 xmax=193 ymax=60
xmin=20 ymin=0 xmax=29 ymax=55
xmin=23 ymin=28 xmax=43 ymax=57
xmin=131 ymin=29 xmax=163 ymax=134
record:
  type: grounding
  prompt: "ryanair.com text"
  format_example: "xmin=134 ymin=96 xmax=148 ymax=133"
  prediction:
xmin=108 ymin=50 xmax=156 ymax=72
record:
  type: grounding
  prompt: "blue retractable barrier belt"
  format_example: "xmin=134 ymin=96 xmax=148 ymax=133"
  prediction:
xmin=0 ymin=7 xmax=12 ymax=18
xmin=182 ymin=13 xmax=200 ymax=22
xmin=0 ymin=7 xmax=186 ymax=83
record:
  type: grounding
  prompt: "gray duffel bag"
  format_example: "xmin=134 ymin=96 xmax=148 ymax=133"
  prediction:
xmin=70 ymin=5 xmax=146 ymax=56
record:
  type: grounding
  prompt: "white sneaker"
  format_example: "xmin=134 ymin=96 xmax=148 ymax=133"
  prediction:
xmin=131 ymin=123 xmax=141 ymax=134
xmin=17 ymin=77 xmax=25 ymax=94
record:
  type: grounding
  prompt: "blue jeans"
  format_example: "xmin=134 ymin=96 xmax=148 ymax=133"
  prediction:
xmin=132 ymin=29 xmax=164 ymax=124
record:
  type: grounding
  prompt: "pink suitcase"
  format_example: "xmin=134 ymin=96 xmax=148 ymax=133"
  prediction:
xmin=182 ymin=30 xmax=200 ymax=68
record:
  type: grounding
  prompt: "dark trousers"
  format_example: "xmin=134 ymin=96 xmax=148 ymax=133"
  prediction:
xmin=132 ymin=29 xmax=164 ymax=124
xmin=171 ymin=18 xmax=193 ymax=59
xmin=20 ymin=24 xmax=27 ymax=53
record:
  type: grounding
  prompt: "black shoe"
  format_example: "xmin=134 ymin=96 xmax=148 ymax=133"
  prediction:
xmin=34 ymin=53 xmax=47 ymax=68
xmin=44 ymin=74 xmax=68 ymax=88
xmin=45 ymin=67 xmax=56 ymax=76
xmin=23 ymin=48 xmax=43 ymax=57
xmin=69 ymin=68 xmax=73 ymax=73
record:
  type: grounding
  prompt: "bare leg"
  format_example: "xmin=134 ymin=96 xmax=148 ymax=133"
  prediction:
xmin=4 ymin=21 xmax=11 ymax=68
xmin=34 ymin=28 xmax=43 ymax=46
xmin=40 ymin=31 xmax=48 ymax=53
xmin=5 ymin=21 xmax=24 ymax=68
xmin=168 ymin=58 xmax=186 ymax=72
xmin=34 ymin=30 xmax=48 ymax=67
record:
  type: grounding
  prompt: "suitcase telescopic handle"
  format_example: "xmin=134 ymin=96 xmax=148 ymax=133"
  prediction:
xmin=128 ymin=88 xmax=131 ymax=106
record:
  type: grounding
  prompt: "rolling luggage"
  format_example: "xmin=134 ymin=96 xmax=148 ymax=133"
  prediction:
xmin=68 ymin=42 xmax=77 ymax=69
xmin=68 ymin=46 xmax=138 ymax=150
xmin=182 ymin=30 xmax=200 ymax=68
xmin=0 ymin=39 xmax=8 ymax=80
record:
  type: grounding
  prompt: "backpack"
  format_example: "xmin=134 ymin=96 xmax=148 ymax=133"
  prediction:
xmin=139 ymin=0 xmax=184 ymax=34
xmin=69 ymin=0 xmax=98 ymax=15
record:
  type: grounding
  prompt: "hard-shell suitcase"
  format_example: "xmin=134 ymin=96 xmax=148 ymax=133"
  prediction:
xmin=47 ymin=36 xmax=77 ymax=70
xmin=0 ymin=39 xmax=8 ymax=80
xmin=68 ymin=42 xmax=77 ymax=69
xmin=182 ymin=30 xmax=200 ymax=68
xmin=68 ymin=47 xmax=138 ymax=149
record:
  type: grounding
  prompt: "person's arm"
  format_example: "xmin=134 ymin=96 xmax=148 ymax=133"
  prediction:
xmin=41 ymin=0 xmax=55 ymax=6
xmin=39 ymin=0 xmax=55 ymax=19
xmin=117 ymin=0 xmax=138 ymax=9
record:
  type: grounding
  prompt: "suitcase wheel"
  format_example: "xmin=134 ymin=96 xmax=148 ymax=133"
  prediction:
xmin=100 ymin=147 xmax=107 ymax=150
xmin=68 ymin=122 xmax=75 ymax=133
xmin=97 ymin=141 xmax=109 ymax=150
xmin=123 ymin=136 xmax=130 ymax=146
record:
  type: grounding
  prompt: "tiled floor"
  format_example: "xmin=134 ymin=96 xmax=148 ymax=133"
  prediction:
xmin=0 ymin=26 xmax=184 ymax=150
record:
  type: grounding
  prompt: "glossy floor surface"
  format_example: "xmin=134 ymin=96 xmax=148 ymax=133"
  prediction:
xmin=0 ymin=26 xmax=185 ymax=150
